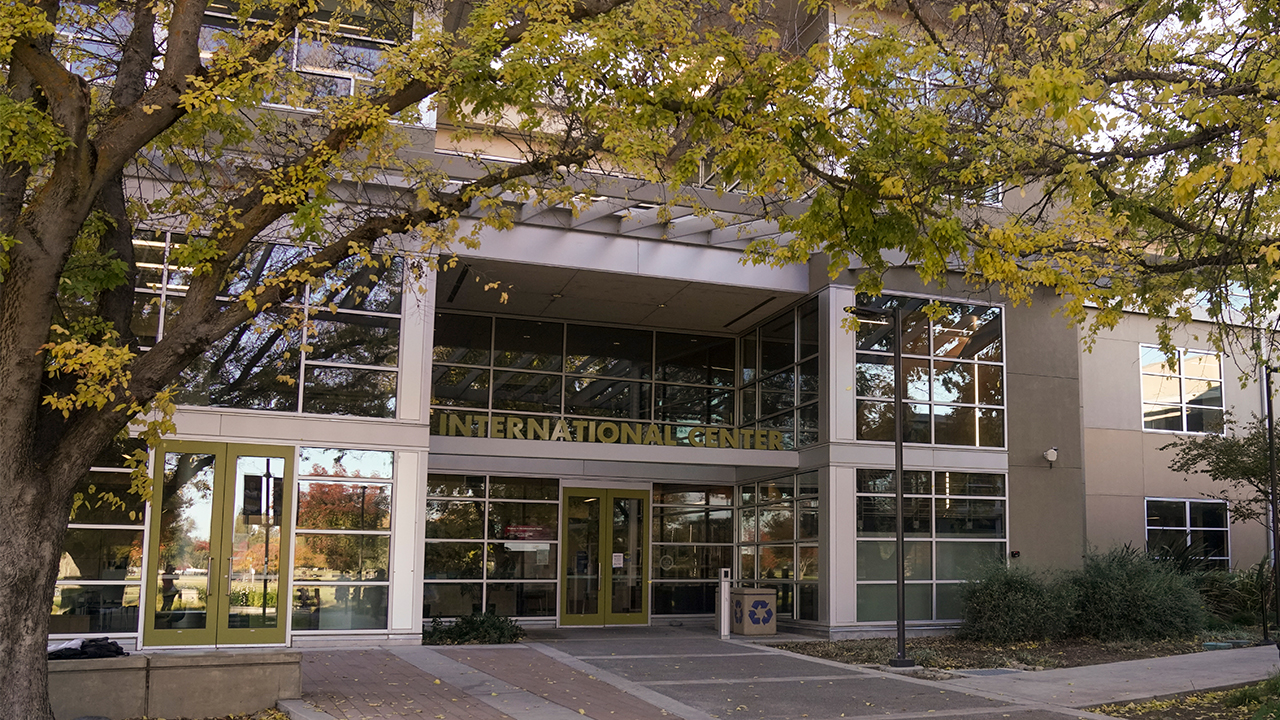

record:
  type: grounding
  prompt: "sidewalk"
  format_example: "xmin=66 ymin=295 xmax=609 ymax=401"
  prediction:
xmin=282 ymin=627 xmax=1280 ymax=720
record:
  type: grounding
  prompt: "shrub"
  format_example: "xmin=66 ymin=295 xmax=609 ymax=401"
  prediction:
xmin=423 ymin=612 xmax=526 ymax=645
xmin=957 ymin=564 xmax=1072 ymax=642
xmin=1064 ymin=546 xmax=1206 ymax=640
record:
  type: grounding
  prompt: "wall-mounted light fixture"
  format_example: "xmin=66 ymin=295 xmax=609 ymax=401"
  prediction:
xmin=1042 ymin=447 xmax=1058 ymax=468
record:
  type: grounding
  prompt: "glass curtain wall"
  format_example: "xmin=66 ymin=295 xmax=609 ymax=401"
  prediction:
xmin=131 ymin=231 xmax=403 ymax=418
xmin=739 ymin=298 xmax=820 ymax=449
xmin=431 ymin=314 xmax=736 ymax=443
xmin=738 ymin=472 xmax=820 ymax=621
xmin=650 ymin=485 xmax=735 ymax=614
xmin=855 ymin=469 xmax=1006 ymax=622
xmin=52 ymin=438 xmax=148 ymax=635
xmin=423 ymin=474 xmax=559 ymax=620
xmin=854 ymin=296 xmax=1004 ymax=447
xmin=292 ymin=447 xmax=395 ymax=631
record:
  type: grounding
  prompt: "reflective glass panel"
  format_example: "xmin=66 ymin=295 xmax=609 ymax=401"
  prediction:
xmin=59 ymin=529 xmax=143 ymax=581
xmin=758 ymin=546 xmax=794 ymax=580
xmin=933 ymin=362 xmax=975 ymax=404
xmin=421 ymin=542 xmax=483 ymax=579
xmin=297 ymin=482 xmax=391 ymax=530
xmin=425 ymin=474 xmax=485 ymax=498
xmin=488 ymin=502 xmax=558 ymax=540
xmin=421 ymin=582 xmax=484 ymax=618
xmin=493 ymin=371 xmax=561 ymax=413
xmin=70 ymin=470 xmax=146 ymax=525
xmin=489 ymin=476 xmax=558 ymax=500
xmin=653 ymin=508 xmax=733 ymax=544
xmin=294 ymin=534 xmax=390 ymax=580
xmin=760 ymin=314 xmax=795 ymax=375
xmin=154 ymin=452 xmax=216 ymax=630
xmin=565 ymin=325 xmax=652 ymax=378
xmin=303 ymin=366 xmax=396 ymax=418
xmin=424 ymin=500 xmax=484 ymax=539
xmin=494 ymin=318 xmax=562 ymax=371
xmin=430 ymin=365 xmax=490 ymax=408
xmin=856 ymin=541 xmax=932 ymax=580
xmin=651 ymin=546 xmax=732 ymax=579
xmin=935 ymin=499 xmax=1005 ymax=537
xmin=434 ymin=313 xmax=492 ymax=365
xmin=487 ymin=542 xmax=557 ymax=579
xmin=291 ymin=584 xmax=388 ymax=630
xmin=298 ymin=447 xmax=394 ymax=479
xmin=564 ymin=377 xmax=649 ymax=419
xmin=857 ymin=582 xmax=932 ymax=621
xmin=306 ymin=313 xmax=399 ymax=367
xmin=656 ymin=333 xmax=735 ymax=386
xmin=50 ymin=585 xmax=141 ymax=634
xmin=856 ymin=497 xmax=932 ymax=537
xmin=757 ymin=502 xmax=795 ymax=542
xmin=487 ymin=583 xmax=556 ymax=617
xmin=934 ymin=405 xmax=978 ymax=446
xmin=937 ymin=542 xmax=1005 ymax=580
xmin=1147 ymin=501 xmax=1186 ymax=527
xmin=226 ymin=455 xmax=286 ymax=630
xmin=1190 ymin=502 xmax=1228 ymax=528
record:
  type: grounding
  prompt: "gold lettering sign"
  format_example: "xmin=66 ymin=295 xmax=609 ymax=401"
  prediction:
xmin=433 ymin=411 xmax=787 ymax=450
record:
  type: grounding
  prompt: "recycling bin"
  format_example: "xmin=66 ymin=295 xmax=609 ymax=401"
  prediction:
xmin=730 ymin=587 xmax=777 ymax=636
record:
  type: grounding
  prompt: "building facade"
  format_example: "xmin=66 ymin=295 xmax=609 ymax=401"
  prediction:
xmin=51 ymin=211 xmax=1270 ymax=647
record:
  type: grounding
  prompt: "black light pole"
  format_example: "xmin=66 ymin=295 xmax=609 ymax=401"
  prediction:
xmin=849 ymin=301 xmax=912 ymax=669
xmin=1267 ymin=367 xmax=1279 ymax=641
xmin=888 ymin=302 xmax=913 ymax=668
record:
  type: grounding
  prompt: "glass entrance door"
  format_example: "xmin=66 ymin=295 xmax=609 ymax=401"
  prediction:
xmin=144 ymin=442 xmax=294 ymax=646
xmin=561 ymin=488 xmax=648 ymax=625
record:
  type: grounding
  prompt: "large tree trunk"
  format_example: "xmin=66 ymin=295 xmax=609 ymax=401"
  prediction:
xmin=0 ymin=457 xmax=75 ymax=720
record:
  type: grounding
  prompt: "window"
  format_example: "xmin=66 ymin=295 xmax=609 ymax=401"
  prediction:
xmin=739 ymin=297 xmax=821 ymax=449
xmin=52 ymin=438 xmax=149 ymax=636
xmin=737 ymin=472 xmax=820 ymax=621
xmin=1140 ymin=346 xmax=1224 ymax=433
xmin=854 ymin=469 xmax=1006 ymax=622
xmin=133 ymin=231 xmax=403 ymax=418
xmin=651 ymin=485 xmax=735 ymax=615
xmin=292 ymin=447 xmax=395 ymax=631
xmin=854 ymin=296 xmax=1004 ymax=447
xmin=198 ymin=1 xmax=427 ymax=122
xmin=423 ymin=475 xmax=559 ymax=620
xmin=431 ymin=314 xmax=737 ymax=444
xmin=1146 ymin=498 xmax=1229 ymax=570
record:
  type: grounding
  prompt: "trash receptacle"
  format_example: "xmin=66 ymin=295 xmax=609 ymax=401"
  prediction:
xmin=730 ymin=587 xmax=777 ymax=636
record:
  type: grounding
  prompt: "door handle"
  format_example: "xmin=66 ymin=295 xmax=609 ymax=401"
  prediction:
xmin=225 ymin=556 xmax=232 ymax=596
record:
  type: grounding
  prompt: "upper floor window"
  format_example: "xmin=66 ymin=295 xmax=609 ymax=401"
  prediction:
xmin=133 ymin=231 xmax=404 ymax=419
xmin=1140 ymin=346 xmax=1223 ymax=433
xmin=431 ymin=314 xmax=737 ymax=442
xmin=853 ymin=296 xmax=1004 ymax=447
xmin=739 ymin=297 xmax=821 ymax=449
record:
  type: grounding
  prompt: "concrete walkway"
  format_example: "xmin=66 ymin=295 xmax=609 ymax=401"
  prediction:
xmin=281 ymin=626 xmax=1280 ymax=720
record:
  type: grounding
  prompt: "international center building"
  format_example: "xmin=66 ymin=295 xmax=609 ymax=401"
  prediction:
xmin=54 ymin=196 xmax=1269 ymax=648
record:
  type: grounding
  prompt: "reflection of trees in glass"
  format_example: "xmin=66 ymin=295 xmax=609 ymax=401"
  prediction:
xmin=298 ymin=483 xmax=391 ymax=530
xmin=295 ymin=483 xmax=392 ymax=576
xmin=175 ymin=308 xmax=300 ymax=411
xmin=157 ymin=453 xmax=216 ymax=571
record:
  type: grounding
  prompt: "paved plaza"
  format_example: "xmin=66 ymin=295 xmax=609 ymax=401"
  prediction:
xmin=281 ymin=625 xmax=1280 ymax=720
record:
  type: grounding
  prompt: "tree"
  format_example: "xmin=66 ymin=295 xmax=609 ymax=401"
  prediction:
xmin=0 ymin=0 xmax=815 ymax=714
xmin=723 ymin=0 xmax=1280 ymax=362
xmin=1163 ymin=413 xmax=1271 ymax=525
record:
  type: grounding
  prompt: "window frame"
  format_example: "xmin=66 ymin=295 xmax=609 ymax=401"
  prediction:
xmin=1139 ymin=345 xmax=1225 ymax=435
xmin=1145 ymin=497 xmax=1230 ymax=569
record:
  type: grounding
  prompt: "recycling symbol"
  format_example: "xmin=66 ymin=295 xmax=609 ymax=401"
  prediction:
xmin=733 ymin=599 xmax=744 ymax=624
xmin=748 ymin=599 xmax=773 ymax=625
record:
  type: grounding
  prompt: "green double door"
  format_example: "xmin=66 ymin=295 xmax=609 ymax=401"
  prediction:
xmin=561 ymin=488 xmax=648 ymax=625
xmin=144 ymin=442 xmax=295 ymax=646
